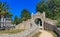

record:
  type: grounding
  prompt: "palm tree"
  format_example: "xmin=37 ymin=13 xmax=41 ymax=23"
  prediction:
xmin=0 ymin=1 xmax=12 ymax=17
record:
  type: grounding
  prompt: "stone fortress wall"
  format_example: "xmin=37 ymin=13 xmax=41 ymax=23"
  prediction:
xmin=15 ymin=19 xmax=31 ymax=30
xmin=44 ymin=21 xmax=60 ymax=37
xmin=44 ymin=18 xmax=60 ymax=37
xmin=15 ymin=12 xmax=60 ymax=36
xmin=15 ymin=12 xmax=45 ymax=30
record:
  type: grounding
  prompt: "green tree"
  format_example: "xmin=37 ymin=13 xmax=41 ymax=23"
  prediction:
xmin=21 ymin=9 xmax=31 ymax=21
xmin=36 ymin=0 xmax=60 ymax=20
xmin=4 ymin=12 xmax=12 ymax=18
xmin=13 ymin=16 xmax=19 ymax=25
xmin=19 ymin=18 xmax=23 ymax=23
xmin=56 ymin=17 xmax=60 ymax=27
xmin=0 ymin=1 xmax=12 ymax=18
xmin=36 ymin=0 xmax=48 ymax=13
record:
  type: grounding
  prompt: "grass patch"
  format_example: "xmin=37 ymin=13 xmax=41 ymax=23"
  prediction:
xmin=32 ymin=32 xmax=41 ymax=37
xmin=0 ymin=29 xmax=24 ymax=34
xmin=47 ymin=31 xmax=57 ymax=37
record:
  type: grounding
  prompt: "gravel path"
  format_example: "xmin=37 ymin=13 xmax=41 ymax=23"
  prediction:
xmin=39 ymin=30 xmax=53 ymax=37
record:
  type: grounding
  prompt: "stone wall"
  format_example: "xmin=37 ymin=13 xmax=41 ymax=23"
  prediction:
xmin=44 ymin=22 xmax=55 ymax=31
xmin=54 ymin=27 xmax=60 ymax=37
xmin=15 ymin=12 xmax=60 ymax=36
xmin=15 ymin=19 xmax=32 ymax=30
xmin=15 ymin=19 xmax=38 ymax=30
xmin=44 ymin=22 xmax=60 ymax=37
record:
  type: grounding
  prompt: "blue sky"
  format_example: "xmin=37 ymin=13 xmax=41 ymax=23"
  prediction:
xmin=1 ymin=0 xmax=40 ymax=19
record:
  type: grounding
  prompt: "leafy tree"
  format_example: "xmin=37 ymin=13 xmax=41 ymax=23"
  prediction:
xmin=12 ymin=9 xmax=31 ymax=25
xmin=4 ymin=12 xmax=12 ymax=18
xmin=13 ymin=16 xmax=19 ymax=25
xmin=21 ymin=9 xmax=31 ymax=21
xmin=19 ymin=18 xmax=23 ymax=23
xmin=36 ymin=0 xmax=60 ymax=27
xmin=0 ymin=1 xmax=12 ymax=18
xmin=36 ymin=0 xmax=60 ymax=20
xmin=36 ymin=0 xmax=48 ymax=13
xmin=11 ymin=19 xmax=15 ymax=24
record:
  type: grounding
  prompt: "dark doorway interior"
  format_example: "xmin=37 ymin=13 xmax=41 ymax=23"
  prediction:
xmin=35 ymin=18 xmax=42 ymax=26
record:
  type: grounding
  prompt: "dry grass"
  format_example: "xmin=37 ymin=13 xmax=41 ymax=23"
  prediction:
xmin=32 ymin=32 xmax=41 ymax=37
xmin=0 ymin=29 xmax=24 ymax=34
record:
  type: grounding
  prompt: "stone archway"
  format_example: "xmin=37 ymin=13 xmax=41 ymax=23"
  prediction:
xmin=35 ymin=18 xmax=42 ymax=26
xmin=31 ymin=12 xmax=45 ymax=30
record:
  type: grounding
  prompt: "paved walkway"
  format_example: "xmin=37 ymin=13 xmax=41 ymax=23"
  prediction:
xmin=39 ymin=30 xmax=53 ymax=37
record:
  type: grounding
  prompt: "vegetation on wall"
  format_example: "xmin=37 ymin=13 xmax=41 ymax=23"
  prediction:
xmin=56 ymin=18 xmax=60 ymax=27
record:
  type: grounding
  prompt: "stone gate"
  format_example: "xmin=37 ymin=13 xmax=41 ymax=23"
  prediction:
xmin=16 ymin=11 xmax=56 ymax=30
xmin=31 ymin=12 xmax=45 ymax=30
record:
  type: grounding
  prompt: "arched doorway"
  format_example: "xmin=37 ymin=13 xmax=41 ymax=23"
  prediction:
xmin=35 ymin=18 xmax=42 ymax=26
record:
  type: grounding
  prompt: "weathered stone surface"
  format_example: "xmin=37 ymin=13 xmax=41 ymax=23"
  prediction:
xmin=14 ymin=12 xmax=60 ymax=37
xmin=15 ymin=12 xmax=46 ymax=30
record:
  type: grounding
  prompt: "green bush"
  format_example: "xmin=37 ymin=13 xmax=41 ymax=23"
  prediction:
xmin=0 ymin=29 xmax=24 ymax=34
xmin=56 ymin=18 xmax=60 ymax=27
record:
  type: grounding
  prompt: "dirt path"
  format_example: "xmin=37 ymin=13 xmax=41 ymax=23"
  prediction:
xmin=39 ymin=30 xmax=53 ymax=37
